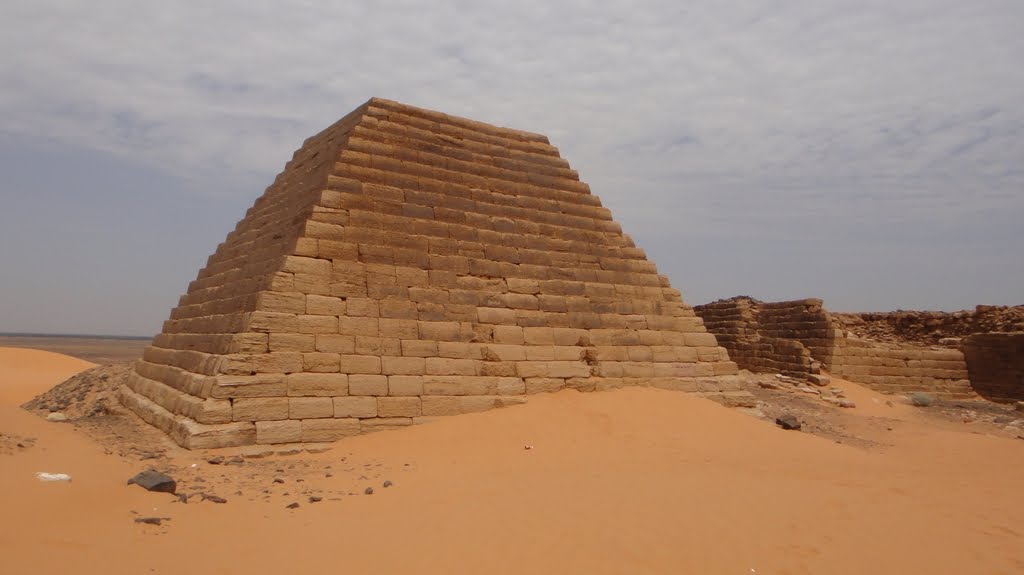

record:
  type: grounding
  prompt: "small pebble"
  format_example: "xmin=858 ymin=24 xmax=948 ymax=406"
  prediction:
xmin=286 ymin=502 xmax=300 ymax=509
xmin=364 ymin=487 xmax=374 ymax=495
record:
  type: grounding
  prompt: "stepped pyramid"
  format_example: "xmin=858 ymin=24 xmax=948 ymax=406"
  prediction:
xmin=119 ymin=97 xmax=740 ymax=448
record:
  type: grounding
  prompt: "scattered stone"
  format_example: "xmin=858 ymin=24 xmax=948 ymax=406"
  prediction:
xmin=207 ymin=456 xmax=224 ymax=465
xmin=383 ymin=480 xmax=393 ymax=488
xmin=830 ymin=388 xmax=844 ymax=396
xmin=201 ymin=493 xmax=227 ymax=504
xmin=127 ymin=470 xmax=177 ymax=494
xmin=838 ymin=399 xmax=857 ymax=408
xmin=775 ymin=414 xmax=801 ymax=431
xmin=796 ymin=386 xmax=820 ymax=395
xmin=277 ymin=449 xmax=302 ymax=456
xmin=286 ymin=502 xmax=300 ymax=509
xmin=242 ymin=449 xmax=274 ymax=459
xmin=909 ymin=392 xmax=935 ymax=407
xmin=46 ymin=412 xmax=68 ymax=422
xmin=757 ymin=380 xmax=781 ymax=390
xmin=309 ymin=496 xmax=322 ymax=503
xmin=134 ymin=517 xmax=169 ymax=526
xmin=225 ymin=456 xmax=244 ymax=466
xmin=273 ymin=478 xmax=285 ymax=484
xmin=806 ymin=374 xmax=831 ymax=387
xmin=364 ymin=487 xmax=374 ymax=495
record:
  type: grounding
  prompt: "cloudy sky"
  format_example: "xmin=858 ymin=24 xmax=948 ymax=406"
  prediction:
xmin=1 ymin=1 xmax=1021 ymax=336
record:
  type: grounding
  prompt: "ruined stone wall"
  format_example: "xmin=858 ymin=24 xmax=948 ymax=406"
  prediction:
xmin=833 ymin=305 xmax=1024 ymax=346
xmin=697 ymin=296 xmax=976 ymax=399
xmin=829 ymin=339 xmax=974 ymax=399
xmin=963 ymin=333 xmax=1024 ymax=402
xmin=693 ymin=298 xmax=831 ymax=380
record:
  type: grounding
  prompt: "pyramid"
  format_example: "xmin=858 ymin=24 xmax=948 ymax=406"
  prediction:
xmin=119 ymin=97 xmax=740 ymax=448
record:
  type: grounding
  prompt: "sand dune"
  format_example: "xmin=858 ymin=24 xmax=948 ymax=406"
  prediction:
xmin=1 ymin=348 xmax=1023 ymax=574
xmin=0 ymin=347 xmax=95 ymax=406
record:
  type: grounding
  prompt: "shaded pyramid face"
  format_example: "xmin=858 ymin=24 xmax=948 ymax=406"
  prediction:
xmin=120 ymin=97 xmax=738 ymax=448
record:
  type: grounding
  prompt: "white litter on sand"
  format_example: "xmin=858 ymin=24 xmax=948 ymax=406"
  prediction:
xmin=35 ymin=472 xmax=72 ymax=482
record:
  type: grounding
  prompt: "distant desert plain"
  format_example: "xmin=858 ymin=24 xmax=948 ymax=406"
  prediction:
xmin=1 ymin=335 xmax=1022 ymax=574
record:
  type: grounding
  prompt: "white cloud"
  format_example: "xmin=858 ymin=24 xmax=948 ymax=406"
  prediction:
xmin=1 ymin=0 xmax=1022 ymax=312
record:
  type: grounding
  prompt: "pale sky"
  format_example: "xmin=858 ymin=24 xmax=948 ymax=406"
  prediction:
xmin=1 ymin=1 xmax=1022 ymax=336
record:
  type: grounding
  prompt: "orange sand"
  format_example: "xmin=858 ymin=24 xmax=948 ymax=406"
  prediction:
xmin=0 ymin=347 xmax=95 ymax=406
xmin=1 ymin=347 xmax=1022 ymax=574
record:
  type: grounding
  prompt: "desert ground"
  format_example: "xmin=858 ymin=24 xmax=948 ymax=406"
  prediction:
xmin=0 ymin=335 xmax=149 ymax=364
xmin=1 ymin=342 xmax=1023 ymax=575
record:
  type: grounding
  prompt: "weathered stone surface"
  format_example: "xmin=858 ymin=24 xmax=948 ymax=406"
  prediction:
xmin=128 ymin=470 xmax=177 ymax=494
xmin=775 ymin=414 xmax=801 ymax=431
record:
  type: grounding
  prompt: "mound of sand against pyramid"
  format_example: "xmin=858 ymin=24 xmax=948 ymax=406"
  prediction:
xmin=119 ymin=97 xmax=741 ymax=448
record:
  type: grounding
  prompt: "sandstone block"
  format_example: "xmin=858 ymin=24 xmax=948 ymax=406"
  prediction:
xmin=269 ymin=333 xmax=316 ymax=352
xmin=422 ymin=376 xmax=497 ymax=396
xmin=388 ymin=375 xmax=424 ymax=396
xmin=233 ymin=397 xmax=289 ymax=422
xmin=299 ymin=314 xmax=338 ymax=334
xmin=492 ymin=325 xmax=525 ymax=344
xmin=525 ymin=378 xmax=565 ymax=394
xmin=301 ymin=418 xmax=360 ymax=442
xmin=382 ymin=356 xmax=427 ymax=375
xmin=478 ymin=307 xmax=517 ymax=324
xmin=377 ymin=298 xmax=418 ymax=320
xmin=377 ymin=397 xmax=422 ymax=417
xmin=315 ymin=334 xmax=356 ymax=354
xmin=282 ymin=255 xmax=332 ymax=276
xmin=290 ymin=397 xmax=334 ymax=419
xmin=248 ymin=311 xmax=299 ymax=333
xmin=517 ymin=361 xmax=589 ymax=378
xmin=256 ymin=420 xmax=302 ymax=444
xmin=421 ymin=396 xmax=461 ymax=416
xmin=338 ymin=316 xmax=380 ymax=336
xmin=258 ymin=291 xmax=307 ymax=314
xmin=522 ymin=327 xmax=555 ymax=345
xmin=348 ymin=374 xmax=389 ymax=396
xmin=379 ymin=318 xmax=419 ymax=339
xmin=402 ymin=339 xmax=438 ymax=357
xmin=286 ymin=373 xmax=348 ymax=397
xmin=194 ymin=399 xmax=233 ymax=425
xmin=303 ymin=352 xmax=340 ymax=372
xmin=339 ymin=354 xmax=383 ymax=374
xmin=355 ymin=336 xmax=402 ymax=356
xmin=254 ymin=352 xmax=304 ymax=374
xmin=346 ymin=297 xmax=380 ymax=317
xmin=360 ymin=418 xmax=414 ymax=432
xmin=211 ymin=375 xmax=286 ymax=399
xmin=306 ymin=294 xmax=346 ymax=315
xmin=425 ymin=357 xmax=478 ymax=376
xmin=333 ymin=396 xmax=378 ymax=418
